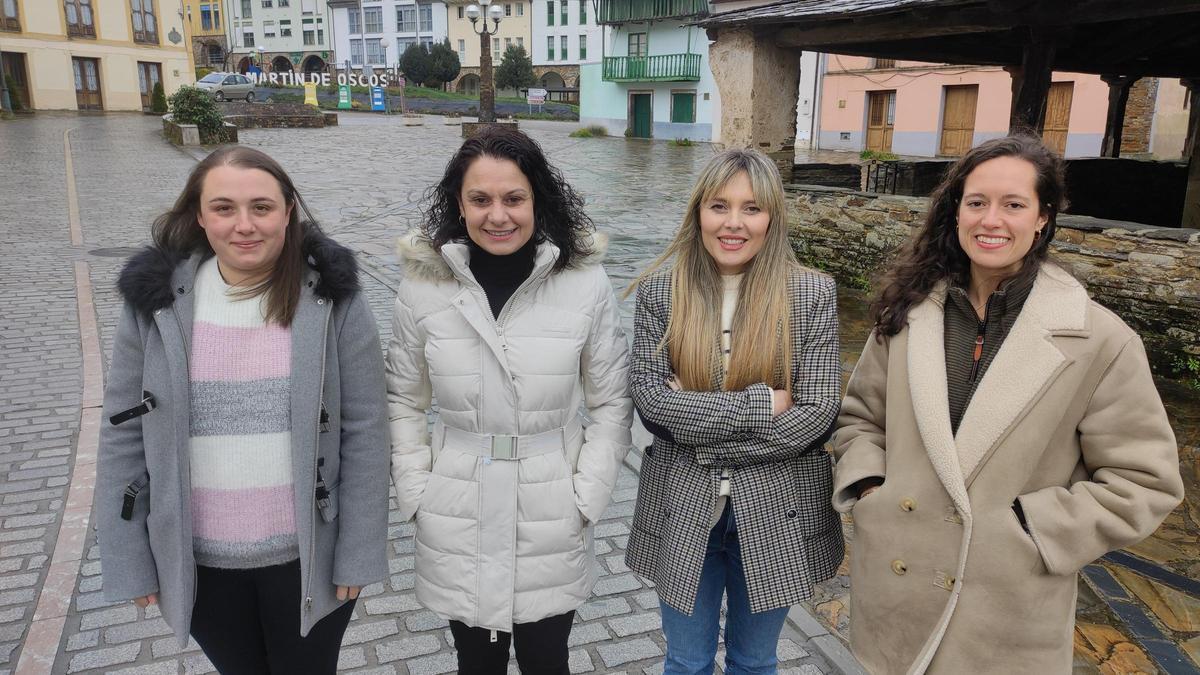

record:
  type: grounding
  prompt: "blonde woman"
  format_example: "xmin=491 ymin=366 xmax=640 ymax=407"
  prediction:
xmin=625 ymin=149 xmax=844 ymax=674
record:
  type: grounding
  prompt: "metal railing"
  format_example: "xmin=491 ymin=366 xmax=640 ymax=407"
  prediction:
xmin=602 ymin=54 xmax=701 ymax=82
xmin=864 ymin=160 xmax=899 ymax=194
xmin=598 ymin=0 xmax=709 ymax=23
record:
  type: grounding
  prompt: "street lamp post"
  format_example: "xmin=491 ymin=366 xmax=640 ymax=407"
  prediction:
xmin=465 ymin=1 xmax=504 ymax=123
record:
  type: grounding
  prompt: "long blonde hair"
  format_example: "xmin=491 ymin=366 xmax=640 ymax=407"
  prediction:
xmin=630 ymin=149 xmax=801 ymax=392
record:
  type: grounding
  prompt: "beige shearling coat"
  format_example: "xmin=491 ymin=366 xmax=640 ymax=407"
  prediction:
xmin=831 ymin=263 xmax=1183 ymax=674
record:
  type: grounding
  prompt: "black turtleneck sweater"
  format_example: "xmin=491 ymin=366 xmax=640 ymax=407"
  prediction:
xmin=468 ymin=237 xmax=537 ymax=319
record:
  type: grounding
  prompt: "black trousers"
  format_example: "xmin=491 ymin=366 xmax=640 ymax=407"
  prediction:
xmin=190 ymin=560 xmax=355 ymax=675
xmin=449 ymin=610 xmax=575 ymax=674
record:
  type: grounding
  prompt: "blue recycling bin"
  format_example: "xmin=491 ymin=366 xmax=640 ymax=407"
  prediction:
xmin=371 ymin=86 xmax=385 ymax=112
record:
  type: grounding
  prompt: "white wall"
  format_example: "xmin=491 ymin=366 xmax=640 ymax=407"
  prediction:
xmin=581 ymin=21 xmax=718 ymax=141
xmin=531 ymin=0 xmax=602 ymax=66
xmin=331 ymin=2 xmax=450 ymax=70
xmin=795 ymin=51 xmax=819 ymax=145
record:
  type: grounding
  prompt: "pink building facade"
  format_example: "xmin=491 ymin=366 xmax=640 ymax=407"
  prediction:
xmin=818 ymin=56 xmax=1109 ymax=158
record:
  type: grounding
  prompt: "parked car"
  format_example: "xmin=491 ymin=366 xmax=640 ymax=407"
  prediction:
xmin=195 ymin=72 xmax=256 ymax=102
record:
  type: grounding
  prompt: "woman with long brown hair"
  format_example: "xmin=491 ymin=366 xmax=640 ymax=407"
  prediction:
xmin=625 ymin=148 xmax=844 ymax=673
xmin=97 ymin=146 xmax=390 ymax=673
xmin=832 ymin=135 xmax=1183 ymax=673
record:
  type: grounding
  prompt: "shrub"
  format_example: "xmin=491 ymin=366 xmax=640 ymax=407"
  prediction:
xmin=168 ymin=85 xmax=224 ymax=139
xmin=860 ymin=149 xmax=899 ymax=161
xmin=569 ymin=128 xmax=593 ymax=138
xmin=150 ymin=82 xmax=168 ymax=113
xmin=195 ymin=67 xmax=214 ymax=81
xmin=400 ymin=43 xmax=433 ymax=89
xmin=495 ymin=46 xmax=535 ymax=91
xmin=428 ymin=40 xmax=461 ymax=89
xmin=5 ymin=75 xmax=25 ymax=111
xmin=668 ymin=137 xmax=694 ymax=147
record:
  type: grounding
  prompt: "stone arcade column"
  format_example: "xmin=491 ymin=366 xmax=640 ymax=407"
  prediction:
xmin=707 ymin=26 xmax=803 ymax=180
xmin=1183 ymin=79 xmax=1200 ymax=229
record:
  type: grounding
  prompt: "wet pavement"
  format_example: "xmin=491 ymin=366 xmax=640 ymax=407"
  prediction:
xmin=0 ymin=110 xmax=1196 ymax=674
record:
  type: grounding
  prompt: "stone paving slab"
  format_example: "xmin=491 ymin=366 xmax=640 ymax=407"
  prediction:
xmin=1 ymin=112 xmax=837 ymax=675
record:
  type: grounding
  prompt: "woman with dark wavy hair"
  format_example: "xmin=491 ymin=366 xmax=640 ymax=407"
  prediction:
xmin=831 ymin=135 xmax=1182 ymax=674
xmin=386 ymin=127 xmax=633 ymax=673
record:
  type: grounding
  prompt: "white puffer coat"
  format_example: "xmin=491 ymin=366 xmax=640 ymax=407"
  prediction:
xmin=386 ymin=230 xmax=633 ymax=632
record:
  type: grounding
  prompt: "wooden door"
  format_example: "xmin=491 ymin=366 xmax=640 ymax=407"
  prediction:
xmin=631 ymin=93 xmax=652 ymax=138
xmin=866 ymin=90 xmax=895 ymax=152
xmin=137 ymin=62 xmax=162 ymax=110
xmin=940 ymin=84 xmax=978 ymax=156
xmin=72 ymin=57 xmax=102 ymax=110
xmin=1042 ymin=81 xmax=1073 ymax=155
xmin=1 ymin=52 xmax=30 ymax=111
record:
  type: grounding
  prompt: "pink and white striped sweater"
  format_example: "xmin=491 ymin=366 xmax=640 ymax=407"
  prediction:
xmin=188 ymin=257 xmax=298 ymax=568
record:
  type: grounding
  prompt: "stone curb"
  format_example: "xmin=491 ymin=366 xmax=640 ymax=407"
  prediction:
xmin=620 ymin=446 xmax=866 ymax=675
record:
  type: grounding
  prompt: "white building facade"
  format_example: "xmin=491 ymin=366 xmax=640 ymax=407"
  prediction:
xmin=531 ymin=0 xmax=602 ymax=92
xmin=329 ymin=0 xmax=450 ymax=72
xmin=224 ymin=0 xmax=335 ymax=73
xmin=580 ymin=0 xmax=717 ymax=141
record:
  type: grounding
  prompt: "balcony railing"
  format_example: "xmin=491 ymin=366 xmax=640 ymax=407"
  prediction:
xmin=602 ymin=54 xmax=701 ymax=82
xmin=598 ymin=0 xmax=708 ymax=23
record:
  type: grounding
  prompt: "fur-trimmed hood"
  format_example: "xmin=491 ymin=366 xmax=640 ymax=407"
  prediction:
xmin=117 ymin=225 xmax=360 ymax=315
xmin=395 ymin=228 xmax=609 ymax=283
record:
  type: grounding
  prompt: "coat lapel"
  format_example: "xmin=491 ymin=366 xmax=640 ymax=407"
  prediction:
xmin=905 ymin=290 xmax=971 ymax=518
xmin=959 ymin=265 xmax=1089 ymax=483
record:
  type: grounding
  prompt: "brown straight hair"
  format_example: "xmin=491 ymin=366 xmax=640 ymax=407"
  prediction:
xmin=152 ymin=146 xmax=314 ymax=326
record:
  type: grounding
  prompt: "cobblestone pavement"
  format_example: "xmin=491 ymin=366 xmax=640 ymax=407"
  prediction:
xmin=0 ymin=112 xmax=839 ymax=674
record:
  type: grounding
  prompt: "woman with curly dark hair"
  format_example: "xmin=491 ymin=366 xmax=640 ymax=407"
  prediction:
xmin=386 ymin=127 xmax=633 ymax=673
xmin=831 ymin=135 xmax=1182 ymax=674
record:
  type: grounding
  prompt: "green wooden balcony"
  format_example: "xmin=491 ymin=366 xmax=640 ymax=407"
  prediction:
xmin=598 ymin=0 xmax=708 ymax=23
xmin=602 ymin=54 xmax=702 ymax=82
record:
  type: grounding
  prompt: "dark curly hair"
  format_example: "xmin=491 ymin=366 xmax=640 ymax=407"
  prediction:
xmin=422 ymin=126 xmax=594 ymax=271
xmin=870 ymin=134 xmax=1068 ymax=338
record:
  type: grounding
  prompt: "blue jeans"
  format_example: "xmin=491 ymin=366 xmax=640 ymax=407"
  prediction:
xmin=659 ymin=504 xmax=790 ymax=675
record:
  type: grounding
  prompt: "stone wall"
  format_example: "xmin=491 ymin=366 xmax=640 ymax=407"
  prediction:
xmin=786 ymin=184 xmax=1200 ymax=379
xmin=1122 ymin=77 xmax=1159 ymax=155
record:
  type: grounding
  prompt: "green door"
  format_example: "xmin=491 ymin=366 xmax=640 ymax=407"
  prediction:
xmin=631 ymin=93 xmax=652 ymax=138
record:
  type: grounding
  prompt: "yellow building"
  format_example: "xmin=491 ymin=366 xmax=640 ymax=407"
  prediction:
xmin=1 ymin=0 xmax=195 ymax=111
xmin=182 ymin=0 xmax=227 ymax=69
xmin=446 ymin=0 xmax=531 ymax=95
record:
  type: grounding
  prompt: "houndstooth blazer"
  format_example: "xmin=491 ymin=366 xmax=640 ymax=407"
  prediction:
xmin=624 ymin=270 xmax=845 ymax=615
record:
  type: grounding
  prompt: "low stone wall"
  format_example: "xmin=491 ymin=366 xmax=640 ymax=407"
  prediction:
xmin=161 ymin=115 xmax=239 ymax=146
xmin=786 ymin=184 xmax=1200 ymax=379
xmin=461 ymin=120 xmax=519 ymax=138
xmin=218 ymin=102 xmax=332 ymax=129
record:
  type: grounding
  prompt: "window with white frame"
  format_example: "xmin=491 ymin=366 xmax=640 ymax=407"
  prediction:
xmin=560 ymin=35 xmax=567 ymax=59
xmin=366 ymin=39 xmax=384 ymax=64
xmin=547 ymin=35 xmax=554 ymax=60
xmin=348 ymin=8 xmax=360 ymax=32
xmin=364 ymin=6 xmax=382 ymax=32
xmin=419 ymin=4 xmax=432 ymax=31
xmin=397 ymin=5 xmax=416 ymax=32
xmin=243 ymin=30 xmax=255 ymax=46
xmin=397 ymin=36 xmax=416 ymax=54
xmin=280 ymin=19 xmax=291 ymax=36
xmin=517 ymin=2 xmax=523 ymax=14
xmin=350 ymin=39 xmax=364 ymax=65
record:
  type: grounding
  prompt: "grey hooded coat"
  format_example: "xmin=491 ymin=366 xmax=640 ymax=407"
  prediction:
xmin=97 ymin=228 xmax=391 ymax=645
